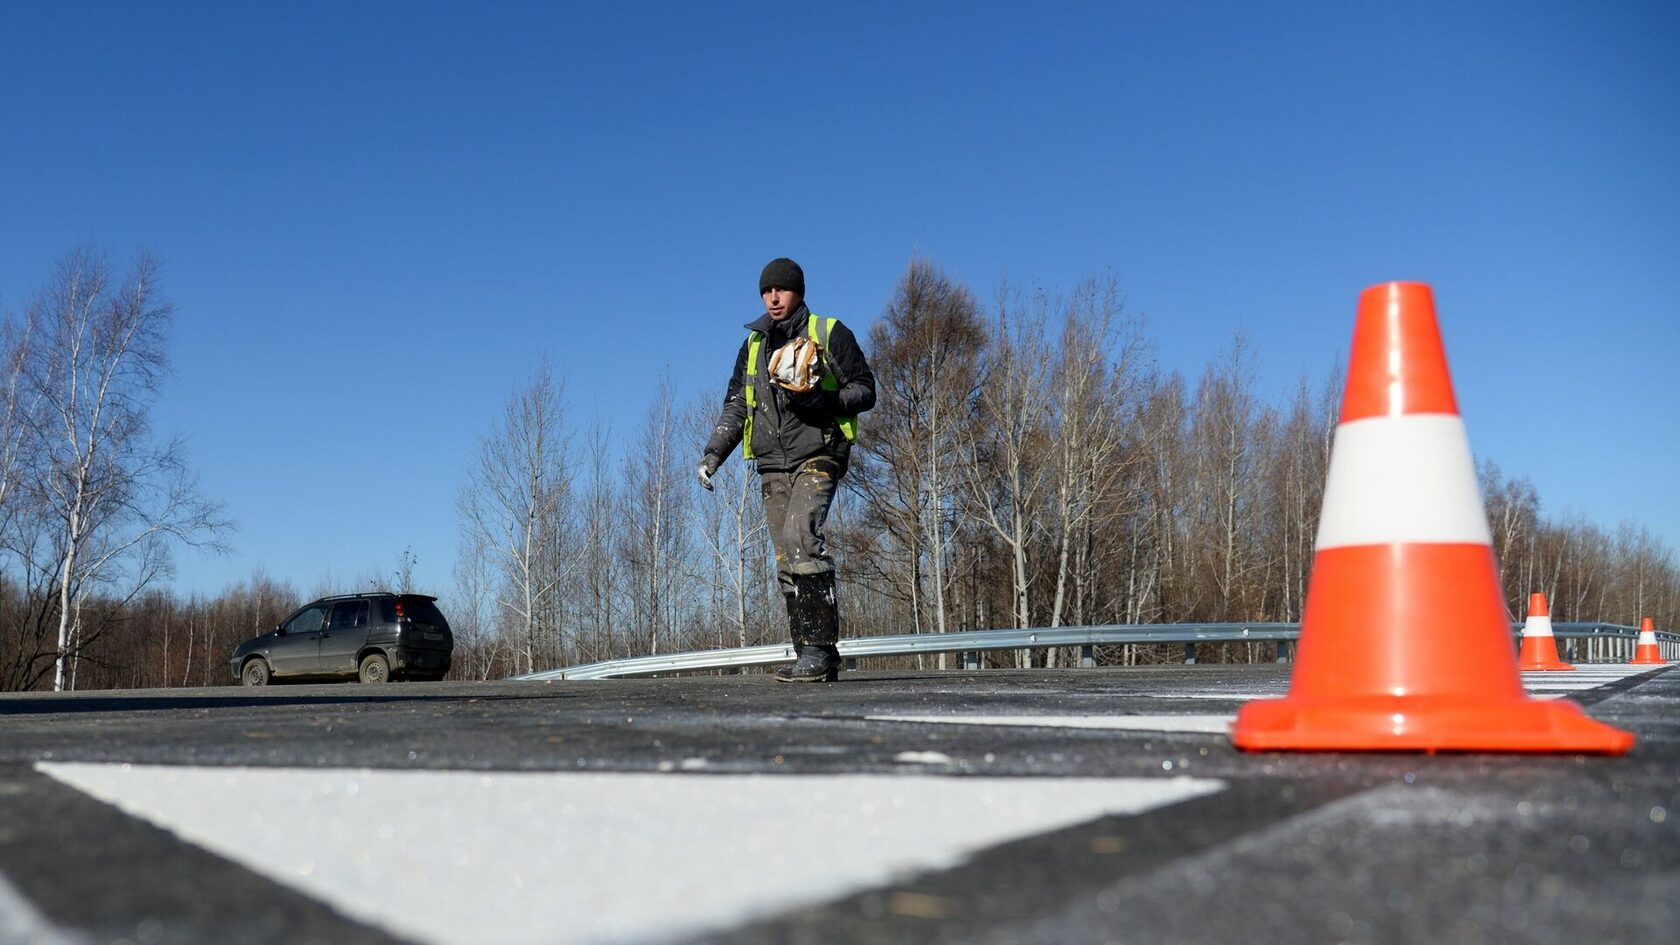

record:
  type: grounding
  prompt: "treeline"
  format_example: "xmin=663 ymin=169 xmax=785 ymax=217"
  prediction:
xmin=2 ymin=254 xmax=1674 ymax=690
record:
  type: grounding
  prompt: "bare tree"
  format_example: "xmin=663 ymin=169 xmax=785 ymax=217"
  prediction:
xmin=458 ymin=361 xmax=571 ymax=674
xmin=1186 ymin=333 xmax=1269 ymax=626
xmin=688 ymin=391 xmax=767 ymax=650
xmin=620 ymin=374 xmax=693 ymax=655
xmin=853 ymin=258 xmax=985 ymax=666
xmin=1263 ymin=367 xmax=1340 ymax=622
xmin=447 ymin=524 xmax=500 ymax=679
xmin=573 ymin=415 xmax=623 ymax=661
xmin=1044 ymin=279 xmax=1145 ymax=629
xmin=15 ymin=251 xmax=229 ymax=690
xmin=965 ymin=285 xmax=1052 ymax=663
xmin=0 ymin=312 xmax=39 ymax=545
xmin=392 ymin=546 xmax=418 ymax=594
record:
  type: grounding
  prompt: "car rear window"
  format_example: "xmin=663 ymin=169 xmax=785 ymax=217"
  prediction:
xmin=399 ymin=596 xmax=450 ymax=629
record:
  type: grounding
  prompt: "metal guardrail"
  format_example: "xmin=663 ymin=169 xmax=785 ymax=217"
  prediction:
xmin=513 ymin=621 xmax=1679 ymax=681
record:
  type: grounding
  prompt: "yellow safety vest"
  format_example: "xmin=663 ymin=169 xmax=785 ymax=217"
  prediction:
xmin=742 ymin=315 xmax=858 ymax=460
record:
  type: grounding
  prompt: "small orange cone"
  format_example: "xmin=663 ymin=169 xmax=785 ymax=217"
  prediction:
xmin=1629 ymin=617 xmax=1665 ymax=665
xmin=1517 ymin=592 xmax=1574 ymax=671
xmin=1231 ymin=282 xmax=1633 ymax=753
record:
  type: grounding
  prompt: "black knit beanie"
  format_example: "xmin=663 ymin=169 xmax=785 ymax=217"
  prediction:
xmin=759 ymin=257 xmax=805 ymax=295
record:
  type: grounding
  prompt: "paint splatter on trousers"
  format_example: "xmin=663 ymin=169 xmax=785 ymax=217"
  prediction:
xmin=759 ymin=455 xmax=844 ymax=597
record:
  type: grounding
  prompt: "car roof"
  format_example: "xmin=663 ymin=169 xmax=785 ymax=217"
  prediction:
xmin=312 ymin=592 xmax=438 ymax=603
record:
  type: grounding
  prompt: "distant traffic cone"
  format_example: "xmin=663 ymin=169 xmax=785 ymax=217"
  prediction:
xmin=1629 ymin=617 xmax=1664 ymax=665
xmin=1517 ymin=593 xmax=1574 ymax=671
xmin=1231 ymin=282 xmax=1633 ymax=753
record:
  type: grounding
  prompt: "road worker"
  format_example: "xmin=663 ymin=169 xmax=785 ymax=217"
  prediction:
xmin=698 ymin=258 xmax=876 ymax=682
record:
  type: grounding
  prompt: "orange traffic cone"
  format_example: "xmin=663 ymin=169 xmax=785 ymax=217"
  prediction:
xmin=1231 ymin=282 xmax=1633 ymax=753
xmin=1629 ymin=617 xmax=1664 ymax=665
xmin=1517 ymin=593 xmax=1574 ymax=671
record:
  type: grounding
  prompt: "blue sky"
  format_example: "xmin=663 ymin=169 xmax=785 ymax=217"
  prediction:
xmin=1 ymin=1 xmax=1676 ymax=596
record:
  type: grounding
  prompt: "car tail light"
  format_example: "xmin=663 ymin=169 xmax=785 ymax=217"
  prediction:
xmin=395 ymin=599 xmax=407 ymax=621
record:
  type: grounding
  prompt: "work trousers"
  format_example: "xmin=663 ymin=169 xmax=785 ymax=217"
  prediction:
xmin=759 ymin=455 xmax=845 ymax=597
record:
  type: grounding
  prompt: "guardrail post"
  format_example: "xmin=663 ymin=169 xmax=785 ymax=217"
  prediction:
xmin=1080 ymin=644 xmax=1095 ymax=668
xmin=1275 ymin=640 xmax=1291 ymax=663
xmin=1183 ymin=642 xmax=1196 ymax=664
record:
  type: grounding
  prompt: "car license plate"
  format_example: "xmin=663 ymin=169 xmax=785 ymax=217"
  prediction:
xmin=424 ymin=631 xmax=445 ymax=642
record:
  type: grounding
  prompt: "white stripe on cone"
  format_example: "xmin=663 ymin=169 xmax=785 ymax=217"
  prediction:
xmin=1523 ymin=614 xmax=1554 ymax=638
xmin=1638 ymin=630 xmax=1658 ymax=645
xmin=1315 ymin=414 xmax=1493 ymax=550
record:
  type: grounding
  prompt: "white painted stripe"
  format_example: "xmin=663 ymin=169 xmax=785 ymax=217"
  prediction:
xmin=1315 ymin=414 xmax=1492 ymax=549
xmin=0 ymin=870 xmax=84 ymax=945
xmin=1144 ymin=692 xmax=1285 ymax=701
xmin=869 ymin=714 xmax=1236 ymax=735
xmin=893 ymin=750 xmax=956 ymax=765
xmin=1638 ymin=631 xmax=1658 ymax=644
xmin=38 ymin=764 xmax=1221 ymax=945
xmin=1522 ymin=615 xmax=1554 ymax=637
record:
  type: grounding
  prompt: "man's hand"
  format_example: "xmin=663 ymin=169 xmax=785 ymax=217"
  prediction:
xmin=697 ymin=453 xmax=722 ymax=491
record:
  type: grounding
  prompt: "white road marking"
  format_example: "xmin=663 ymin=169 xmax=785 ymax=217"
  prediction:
xmin=38 ymin=763 xmax=1221 ymax=945
xmin=1520 ymin=682 xmax=1609 ymax=690
xmin=0 ymin=870 xmax=84 ymax=945
xmin=869 ymin=667 xmax=1650 ymax=734
xmin=871 ymin=714 xmax=1237 ymax=735
xmin=892 ymin=750 xmax=957 ymax=765
xmin=1141 ymin=692 xmax=1283 ymax=700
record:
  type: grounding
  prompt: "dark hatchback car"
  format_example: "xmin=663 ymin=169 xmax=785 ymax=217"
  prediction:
xmin=231 ymin=593 xmax=453 ymax=686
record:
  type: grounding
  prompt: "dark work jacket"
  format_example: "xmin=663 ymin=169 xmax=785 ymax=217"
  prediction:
xmin=703 ymin=303 xmax=876 ymax=473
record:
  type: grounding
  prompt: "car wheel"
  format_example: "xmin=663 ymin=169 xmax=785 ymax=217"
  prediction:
xmin=241 ymin=659 xmax=271 ymax=687
xmin=358 ymin=653 xmax=390 ymax=684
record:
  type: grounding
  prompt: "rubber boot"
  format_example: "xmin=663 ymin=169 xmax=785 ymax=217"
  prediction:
xmin=776 ymin=644 xmax=840 ymax=683
xmin=774 ymin=590 xmax=805 ymax=682
xmin=776 ymin=573 xmax=841 ymax=683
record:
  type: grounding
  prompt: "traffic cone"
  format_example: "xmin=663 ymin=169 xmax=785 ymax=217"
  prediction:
xmin=1629 ymin=617 xmax=1664 ymax=665
xmin=1517 ymin=592 xmax=1574 ymax=671
xmin=1231 ymin=282 xmax=1633 ymax=753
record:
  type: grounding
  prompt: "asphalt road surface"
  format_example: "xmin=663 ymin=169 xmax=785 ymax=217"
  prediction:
xmin=1 ymin=662 xmax=1676 ymax=945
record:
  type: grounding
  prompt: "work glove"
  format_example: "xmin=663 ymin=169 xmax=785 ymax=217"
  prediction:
xmin=697 ymin=453 xmax=721 ymax=491
xmin=768 ymin=337 xmax=826 ymax=393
